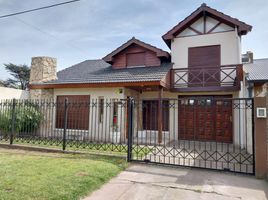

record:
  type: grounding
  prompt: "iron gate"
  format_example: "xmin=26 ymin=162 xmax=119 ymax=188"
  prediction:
xmin=128 ymin=97 xmax=254 ymax=174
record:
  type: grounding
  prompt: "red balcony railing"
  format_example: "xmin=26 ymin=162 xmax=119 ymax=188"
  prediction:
xmin=170 ymin=65 xmax=243 ymax=92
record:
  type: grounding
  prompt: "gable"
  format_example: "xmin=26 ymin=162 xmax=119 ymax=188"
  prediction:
xmin=177 ymin=16 xmax=235 ymax=37
xmin=112 ymin=44 xmax=161 ymax=69
xmin=103 ymin=37 xmax=170 ymax=69
xmin=162 ymin=3 xmax=252 ymax=47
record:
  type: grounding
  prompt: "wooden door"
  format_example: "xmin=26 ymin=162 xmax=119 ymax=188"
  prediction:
xmin=178 ymin=98 xmax=195 ymax=139
xmin=195 ymin=99 xmax=215 ymax=141
xmin=178 ymin=96 xmax=232 ymax=142
xmin=142 ymin=100 xmax=169 ymax=131
xmin=56 ymin=95 xmax=90 ymax=130
xmin=215 ymin=99 xmax=233 ymax=142
xmin=188 ymin=45 xmax=221 ymax=87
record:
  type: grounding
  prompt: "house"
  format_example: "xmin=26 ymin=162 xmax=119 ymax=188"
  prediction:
xmin=243 ymin=52 xmax=268 ymax=97
xmin=29 ymin=4 xmax=253 ymax=148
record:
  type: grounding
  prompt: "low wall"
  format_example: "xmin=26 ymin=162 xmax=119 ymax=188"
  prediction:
xmin=0 ymin=87 xmax=29 ymax=100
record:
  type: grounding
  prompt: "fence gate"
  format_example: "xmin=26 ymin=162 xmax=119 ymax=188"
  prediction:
xmin=129 ymin=97 xmax=255 ymax=174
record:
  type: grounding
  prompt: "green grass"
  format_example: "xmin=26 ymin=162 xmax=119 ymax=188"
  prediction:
xmin=0 ymin=148 xmax=128 ymax=200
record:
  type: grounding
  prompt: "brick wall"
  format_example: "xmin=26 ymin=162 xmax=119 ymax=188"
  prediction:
xmin=266 ymin=95 xmax=268 ymax=179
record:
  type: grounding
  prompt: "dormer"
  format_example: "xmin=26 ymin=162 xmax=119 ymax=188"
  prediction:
xmin=103 ymin=37 xmax=170 ymax=69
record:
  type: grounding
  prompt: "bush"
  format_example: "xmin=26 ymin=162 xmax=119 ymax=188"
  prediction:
xmin=0 ymin=103 xmax=43 ymax=135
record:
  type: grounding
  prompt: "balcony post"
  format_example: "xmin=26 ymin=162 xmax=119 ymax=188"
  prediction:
xmin=170 ymin=69 xmax=174 ymax=90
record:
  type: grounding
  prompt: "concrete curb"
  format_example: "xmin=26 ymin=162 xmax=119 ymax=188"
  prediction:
xmin=0 ymin=143 xmax=127 ymax=159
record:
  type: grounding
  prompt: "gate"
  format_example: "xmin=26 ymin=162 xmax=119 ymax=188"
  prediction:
xmin=128 ymin=97 xmax=255 ymax=174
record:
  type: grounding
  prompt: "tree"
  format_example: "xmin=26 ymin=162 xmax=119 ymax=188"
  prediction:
xmin=2 ymin=63 xmax=30 ymax=90
xmin=0 ymin=79 xmax=16 ymax=88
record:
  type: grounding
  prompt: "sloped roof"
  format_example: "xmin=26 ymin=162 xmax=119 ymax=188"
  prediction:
xmin=162 ymin=3 xmax=252 ymax=47
xmin=103 ymin=37 xmax=170 ymax=63
xmin=244 ymin=58 xmax=268 ymax=82
xmin=38 ymin=59 xmax=172 ymax=85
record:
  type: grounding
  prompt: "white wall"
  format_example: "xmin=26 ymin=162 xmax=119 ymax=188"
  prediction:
xmin=171 ymin=31 xmax=241 ymax=68
xmin=54 ymin=87 xmax=125 ymax=100
xmin=0 ymin=87 xmax=29 ymax=100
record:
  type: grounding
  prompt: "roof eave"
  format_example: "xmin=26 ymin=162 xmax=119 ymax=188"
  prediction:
xmin=247 ymin=79 xmax=268 ymax=83
xmin=29 ymin=80 xmax=169 ymax=89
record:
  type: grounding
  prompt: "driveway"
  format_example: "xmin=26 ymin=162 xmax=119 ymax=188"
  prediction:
xmin=84 ymin=164 xmax=268 ymax=200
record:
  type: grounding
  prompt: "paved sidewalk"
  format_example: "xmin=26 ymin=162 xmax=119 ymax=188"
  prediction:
xmin=84 ymin=164 xmax=268 ymax=200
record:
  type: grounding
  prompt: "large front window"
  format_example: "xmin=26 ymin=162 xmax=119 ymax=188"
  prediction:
xmin=56 ymin=95 xmax=90 ymax=130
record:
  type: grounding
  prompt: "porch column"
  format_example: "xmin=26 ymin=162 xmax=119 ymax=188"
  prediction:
xmin=158 ymin=86 xmax=163 ymax=143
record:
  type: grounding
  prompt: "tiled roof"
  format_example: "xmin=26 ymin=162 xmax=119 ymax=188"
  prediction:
xmin=243 ymin=58 xmax=268 ymax=82
xmin=42 ymin=59 xmax=172 ymax=85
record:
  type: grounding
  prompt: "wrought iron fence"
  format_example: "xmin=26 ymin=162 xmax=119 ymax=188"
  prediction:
xmin=0 ymin=98 xmax=130 ymax=154
xmin=0 ymin=97 xmax=254 ymax=174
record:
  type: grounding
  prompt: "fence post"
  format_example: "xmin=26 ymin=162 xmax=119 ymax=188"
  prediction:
xmin=62 ymin=98 xmax=68 ymax=151
xmin=10 ymin=98 xmax=16 ymax=145
xmin=127 ymin=98 xmax=134 ymax=162
xmin=254 ymin=97 xmax=267 ymax=178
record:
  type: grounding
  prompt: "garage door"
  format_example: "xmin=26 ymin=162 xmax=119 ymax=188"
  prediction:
xmin=178 ymin=96 xmax=232 ymax=142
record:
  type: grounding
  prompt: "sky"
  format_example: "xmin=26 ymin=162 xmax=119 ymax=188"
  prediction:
xmin=0 ymin=0 xmax=267 ymax=80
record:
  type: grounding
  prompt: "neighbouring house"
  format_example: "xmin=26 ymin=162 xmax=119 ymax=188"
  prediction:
xmin=29 ymin=4 xmax=255 ymax=148
xmin=0 ymin=87 xmax=29 ymax=100
xmin=243 ymin=53 xmax=268 ymax=97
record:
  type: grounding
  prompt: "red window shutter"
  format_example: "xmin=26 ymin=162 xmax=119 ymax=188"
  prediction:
xmin=126 ymin=52 xmax=145 ymax=66
xmin=56 ymin=95 xmax=90 ymax=130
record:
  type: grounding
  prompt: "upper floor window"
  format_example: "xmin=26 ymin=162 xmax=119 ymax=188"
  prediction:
xmin=126 ymin=52 xmax=145 ymax=67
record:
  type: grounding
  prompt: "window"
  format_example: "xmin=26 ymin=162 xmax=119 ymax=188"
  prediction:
xmin=56 ymin=95 xmax=90 ymax=130
xmin=126 ymin=52 xmax=145 ymax=66
xmin=189 ymin=99 xmax=195 ymax=105
xmin=98 ymin=97 xmax=104 ymax=123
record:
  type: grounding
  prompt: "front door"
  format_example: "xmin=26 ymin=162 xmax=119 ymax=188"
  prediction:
xmin=178 ymin=96 xmax=232 ymax=142
xmin=142 ymin=100 xmax=169 ymax=131
xmin=188 ymin=45 xmax=221 ymax=87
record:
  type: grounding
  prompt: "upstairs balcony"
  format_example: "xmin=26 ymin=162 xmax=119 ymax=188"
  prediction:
xmin=170 ymin=65 xmax=243 ymax=92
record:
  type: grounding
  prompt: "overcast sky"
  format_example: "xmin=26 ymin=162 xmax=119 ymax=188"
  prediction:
xmin=0 ymin=0 xmax=267 ymax=80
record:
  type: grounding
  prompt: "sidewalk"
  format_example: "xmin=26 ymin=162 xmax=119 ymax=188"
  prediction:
xmin=84 ymin=164 xmax=268 ymax=200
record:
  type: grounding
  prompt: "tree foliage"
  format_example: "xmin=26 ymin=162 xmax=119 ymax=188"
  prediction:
xmin=2 ymin=63 xmax=30 ymax=90
xmin=0 ymin=102 xmax=43 ymax=136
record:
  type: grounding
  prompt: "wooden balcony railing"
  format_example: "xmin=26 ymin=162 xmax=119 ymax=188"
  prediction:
xmin=170 ymin=65 xmax=243 ymax=92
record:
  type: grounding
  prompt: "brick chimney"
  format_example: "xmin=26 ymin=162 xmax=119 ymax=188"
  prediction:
xmin=242 ymin=51 xmax=254 ymax=63
xmin=247 ymin=51 xmax=254 ymax=63
xmin=29 ymin=56 xmax=57 ymax=99
xmin=30 ymin=56 xmax=57 ymax=84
